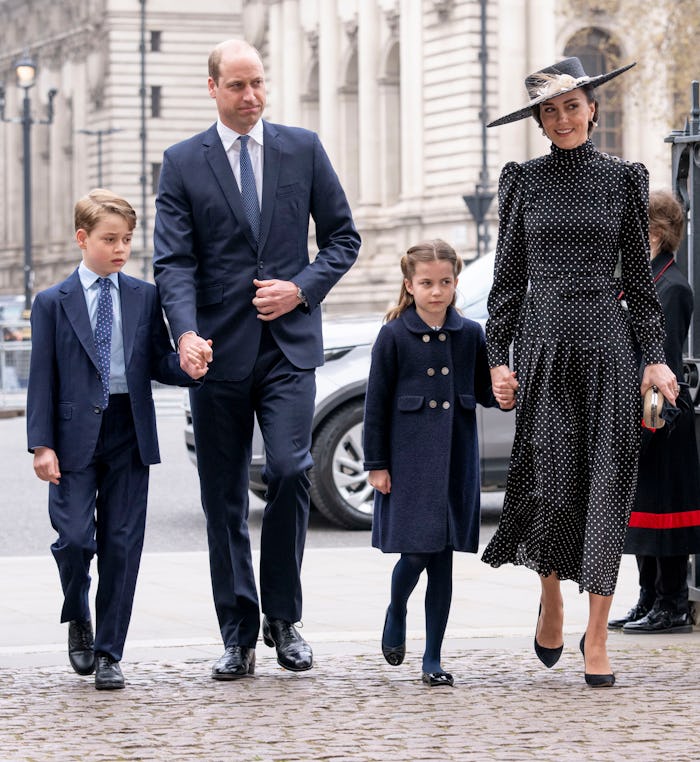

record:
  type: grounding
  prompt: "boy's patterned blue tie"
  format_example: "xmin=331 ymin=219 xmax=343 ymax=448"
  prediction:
xmin=95 ymin=277 xmax=113 ymax=409
xmin=238 ymin=135 xmax=260 ymax=242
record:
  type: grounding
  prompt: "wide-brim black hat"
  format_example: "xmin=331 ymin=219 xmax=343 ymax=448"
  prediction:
xmin=487 ymin=56 xmax=636 ymax=128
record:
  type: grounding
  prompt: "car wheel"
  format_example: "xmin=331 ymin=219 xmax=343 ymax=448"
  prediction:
xmin=309 ymin=399 xmax=374 ymax=530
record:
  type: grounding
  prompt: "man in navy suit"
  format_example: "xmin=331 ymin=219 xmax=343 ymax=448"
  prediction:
xmin=153 ymin=39 xmax=360 ymax=679
xmin=27 ymin=189 xmax=204 ymax=689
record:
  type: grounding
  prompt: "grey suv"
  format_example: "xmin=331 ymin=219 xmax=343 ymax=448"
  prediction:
xmin=184 ymin=251 xmax=515 ymax=529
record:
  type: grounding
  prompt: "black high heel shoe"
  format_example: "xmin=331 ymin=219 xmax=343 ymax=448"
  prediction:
xmin=534 ymin=603 xmax=563 ymax=668
xmin=579 ymin=634 xmax=615 ymax=687
xmin=381 ymin=607 xmax=405 ymax=666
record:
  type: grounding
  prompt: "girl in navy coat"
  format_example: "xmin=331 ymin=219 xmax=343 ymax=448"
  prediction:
xmin=363 ymin=239 xmax=508 ymax=686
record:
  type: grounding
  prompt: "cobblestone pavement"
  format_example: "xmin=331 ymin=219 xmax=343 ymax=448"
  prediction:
xmin=2 ymin=638 xmax=699 ymax=762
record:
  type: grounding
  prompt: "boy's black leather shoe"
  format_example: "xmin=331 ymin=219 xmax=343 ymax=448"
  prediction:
xmin=68 ymin=619 xmax=95 ymax=676
xmin=94 ymin=654 xmax=125 ymax=690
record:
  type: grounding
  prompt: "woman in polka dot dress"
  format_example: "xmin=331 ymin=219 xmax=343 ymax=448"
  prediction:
xmin=482 ymin=57 xmax=679 ymax=686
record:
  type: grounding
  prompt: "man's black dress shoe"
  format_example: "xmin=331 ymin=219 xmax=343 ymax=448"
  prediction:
xmin=622 ymin=607 xmax=693 ymax=634
xmin=94 ymin=654 xmax=125 ymax=690
xmin=381 ymin=608 xmax=405 ymax=666
xmin=579 ymin=634 xmax=615 ymax=688
xmin=262 ymin=616 xmax=313 ymax=672
xmin=534 ymin=603 xmax=563 ymax=668
xmin=68 ymin=619 xmax=95 ymax=676
xmin=607 ymin=602 xmax=651 ymax=630
xmin=211 ymin=646 xmax=256 ymax=679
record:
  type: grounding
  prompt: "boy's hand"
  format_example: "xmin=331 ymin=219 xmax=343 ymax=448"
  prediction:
xmin=179 ymin=334 xmax=213 ymax=378
xmin=33 ymin=447 xmax=61 ymax=485
xmin=368 ymin=469 xmax=391 ymax=495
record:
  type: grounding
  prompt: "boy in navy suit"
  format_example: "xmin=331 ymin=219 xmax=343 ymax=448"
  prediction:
xmin=27 ymin=189 xmax=207 ymax=689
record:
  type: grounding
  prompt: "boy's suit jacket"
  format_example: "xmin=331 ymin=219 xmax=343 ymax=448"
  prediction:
xmin=27 ymin=269 xmax=195 ymax=471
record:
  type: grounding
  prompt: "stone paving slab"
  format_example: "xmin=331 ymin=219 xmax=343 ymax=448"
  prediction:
xmin=2 ymin=639 xmax=699 ymax=762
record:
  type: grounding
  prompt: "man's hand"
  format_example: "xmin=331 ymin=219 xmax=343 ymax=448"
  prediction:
xmin=33 ymin=447 xmax=61 ymax=485
xmin=252 ymin=279 xmax=301 ymax=321
xmin=179 ymin=333 xmax=213 ymax=378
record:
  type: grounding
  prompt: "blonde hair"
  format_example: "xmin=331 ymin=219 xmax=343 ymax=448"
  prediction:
xmin=385 ymin=239 xmax=462 ymax=322
xmin=74 ymin=188 xmax=136 ymax=233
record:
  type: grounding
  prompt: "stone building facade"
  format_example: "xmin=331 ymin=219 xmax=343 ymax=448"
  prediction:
xmin=0 ymin=0 xmax=679 ymax=314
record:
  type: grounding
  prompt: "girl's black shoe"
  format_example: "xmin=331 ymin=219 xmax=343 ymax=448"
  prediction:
xmin=534 ymin=603 xmax=563 ymax=668
xmin=579 ymin=634 xmax=615 ymax=687
xmin=381 ymin=608 xmax=405 ymax=666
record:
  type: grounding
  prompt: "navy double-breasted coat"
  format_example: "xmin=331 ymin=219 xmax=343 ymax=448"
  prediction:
xmin=363 ymin=305 xmax=495 ymax=553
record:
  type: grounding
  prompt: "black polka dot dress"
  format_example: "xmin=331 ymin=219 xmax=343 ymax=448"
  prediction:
xmin=482 ymin=139 xmax=666 ymax=596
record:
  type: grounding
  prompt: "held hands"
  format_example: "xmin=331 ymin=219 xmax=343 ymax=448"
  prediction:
xmin=368 ymin=469 xmax=391 ymax=495
xmin=490 ymin=365 xmax=518 ymax=410
xmin=641 ymin=363 xmax=679 ymax=406
xmin=33 ymin=447 xmax=61 ymax=485
xmin=179 ymin=333 xmax=213 ymax=379
xmin=252 ymin=279 xmax=300 ymax=321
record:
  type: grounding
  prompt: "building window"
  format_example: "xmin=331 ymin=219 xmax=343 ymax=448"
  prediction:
xmin=564 ymin=28 xmax=623 ymax=157
xmin=151 ymin=162 xmax=162 ymax=194
xmin=151 ymin=86 xmax=162 ymax=118
xmin=151 ymin=31 xmax=162 ymax=52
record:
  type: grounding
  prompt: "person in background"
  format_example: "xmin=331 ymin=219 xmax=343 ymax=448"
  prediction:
xmin=482 ymin=57 xmax=678 ymax=687
xmin=363 ymin=239 xmax=505 ymax=687
xmin=609 ymin=188 xmax=700 ymax=634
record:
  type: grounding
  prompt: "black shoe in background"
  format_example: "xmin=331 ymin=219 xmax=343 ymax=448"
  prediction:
xmin=607 ymin=602 xmax=651 ymax=630
xmin=622 ymin=607 xmax=693 ymax=634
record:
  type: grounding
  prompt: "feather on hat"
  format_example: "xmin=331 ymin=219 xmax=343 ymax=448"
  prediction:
xmin=487 ymin=56 xmax=635 ymax=128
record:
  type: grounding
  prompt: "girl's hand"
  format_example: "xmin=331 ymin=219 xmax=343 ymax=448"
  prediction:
xmin=641 ymin=363 xmax=679 ymax=406
xmin=368 ymin=469 xmax=391 ymax=494
xmin=490 ymin=365 xmax=518 ymax=410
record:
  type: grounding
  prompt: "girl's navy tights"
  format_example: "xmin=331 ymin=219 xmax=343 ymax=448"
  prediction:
xmin=384 ymin=547 xmax=454 ymax=674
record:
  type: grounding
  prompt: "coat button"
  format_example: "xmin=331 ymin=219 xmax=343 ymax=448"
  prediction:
xmin=441 ymin=367 xmax=450 ymax=375
xmin=438 ymin=333 xmax=446 ymax=341
xmin=428 ymin=399 xmax=437 ymax=408
xmin=427 ymin=367 xmax=435 ymax=376
xmin=422 ymin=334 xmax=430 ymax=343
xmin=93 ymin=406 xmax=102 ymax=414
xmin=442 ymin=401 xmax=451 ymax=409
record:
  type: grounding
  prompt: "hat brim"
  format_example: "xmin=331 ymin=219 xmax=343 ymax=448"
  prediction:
xmin=487 ymin=62 xmax=636 ymax=128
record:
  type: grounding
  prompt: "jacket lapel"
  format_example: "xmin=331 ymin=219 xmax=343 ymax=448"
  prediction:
xmin=119 ymin=273 xmax=140 ymax=368
xmin=202 ymin=123 xmax=259 ymax=250
xmin=60 ymin=270 xmax=100 ymax=369
xmin=259 ymin=121 xmax=280 ymax=253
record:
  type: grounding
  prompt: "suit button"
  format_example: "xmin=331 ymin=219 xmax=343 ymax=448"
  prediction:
xmin=441 ymin=367 xmax=450 ymax=375
xmin=427 ymin=367 xmax=435 ymax=376
xmin=438 ymin=333 xmax=446 ymax=341
xmin=428 ymin=400 xmax=437 ymax=408
xmin=258 ymin=261 xmax=264 ymax=269
xmin=422 ymin=334 xmax=430 ymax=343
xmin=442 ymin=401 xmax=451 ymax=409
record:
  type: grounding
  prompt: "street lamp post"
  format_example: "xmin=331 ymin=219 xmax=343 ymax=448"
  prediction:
xmin=0 ymin=51 xmax=57 ymax=313
xmin=76 ymin=127 xmax=123 ymax=187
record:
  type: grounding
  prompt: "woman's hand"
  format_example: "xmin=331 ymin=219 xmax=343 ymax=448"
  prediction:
xmin=368 ymin=469 xmax=391 ymax=494
xmin=490 ymin=365 xmax=518 ymax=410
xmin=641 ymin=363 xmax=679 ymax=406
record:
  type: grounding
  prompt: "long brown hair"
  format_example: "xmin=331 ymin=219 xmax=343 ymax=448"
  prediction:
xmin=385 ymin=239 xmax=462 ymax=322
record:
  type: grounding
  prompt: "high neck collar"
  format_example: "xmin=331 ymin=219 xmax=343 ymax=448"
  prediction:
xmin=549 ymin=139 xmax=597 ymax=166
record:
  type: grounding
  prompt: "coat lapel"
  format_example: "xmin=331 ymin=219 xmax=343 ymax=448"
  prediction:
xmin=60 ymin=270 xmax=99 ymax=369
xmin=119 ymin=273 xmax=140 ymax=368
xmin=259 ymin=121 xmax=281 ymax=253
xmin=202 ymin=123 xmax=259 ymax=250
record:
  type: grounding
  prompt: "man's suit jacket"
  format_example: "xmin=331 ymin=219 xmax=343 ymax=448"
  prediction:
xmin=153 ymin=120 xmax=361 ymax=381
xmin=27 ymin=269 xmax=195 ymax=471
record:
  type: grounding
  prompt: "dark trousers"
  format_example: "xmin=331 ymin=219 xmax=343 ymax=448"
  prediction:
xmin=637 ymin=554 xmax=689 ymax=613
xmin=48 ymin=395 xmax=149 ymax=661
xmin=190 ymin=327 xmax=315 ymax=649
